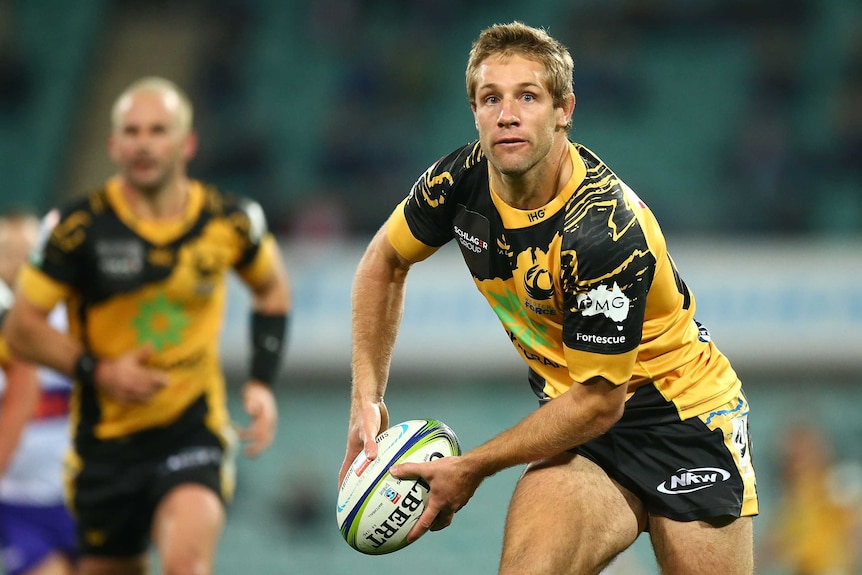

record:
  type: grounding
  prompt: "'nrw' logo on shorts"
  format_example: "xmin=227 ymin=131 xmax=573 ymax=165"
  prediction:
xmin=657 ymin=467 xmax=731 ymax=494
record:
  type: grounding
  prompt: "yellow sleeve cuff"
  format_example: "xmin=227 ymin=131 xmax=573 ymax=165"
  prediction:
xmin=564 ymin=346 xmax=637 ymax=386
xmin=385 ymin=199 xmax=438 ymax=263
xmin=0 ymin=337 xmax=12 ymax=367
xmin=18 ymin=265 xmax=72 ymax=312
xmin=237 ymin=234 xmax=278 ymax=286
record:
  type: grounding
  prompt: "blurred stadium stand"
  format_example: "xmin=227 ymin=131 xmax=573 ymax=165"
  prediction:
xmin=0 ymin=0 xmax=106 ymax=213
xmin=3 ymin=0 xmax=858 ymax=236
xmin=1 ymin=1 xmax=861 ymax=574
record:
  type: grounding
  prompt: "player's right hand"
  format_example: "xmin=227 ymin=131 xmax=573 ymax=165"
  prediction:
xmin=94 ymin=347 xmax=169 ymax=404
xmin=338 ymin=399 xmax=389 ymax=486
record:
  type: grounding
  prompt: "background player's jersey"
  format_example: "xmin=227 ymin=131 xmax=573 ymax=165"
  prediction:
xmin=17 ymin=178 xmax=278 ymax=444
xmin=0 ymin=279 xmax=70 ymax=505
xmin=388 ymin=141 xmax=740 ymax=420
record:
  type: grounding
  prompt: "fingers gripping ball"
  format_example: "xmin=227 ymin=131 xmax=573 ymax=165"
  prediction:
xmin=336 ymin=419 xmax=461 ymax=554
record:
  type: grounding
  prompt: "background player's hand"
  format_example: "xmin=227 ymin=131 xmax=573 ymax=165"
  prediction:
xmin=238 ymin=381 xmax=277 ymax=457
xmin=338 ymin=399 xmax=389 ymax=486
xmin=95 ymin=346 xmax=168 ymax=404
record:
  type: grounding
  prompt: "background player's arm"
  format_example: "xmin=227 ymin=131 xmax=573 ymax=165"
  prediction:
xmin=0 ymin=357 xmax=39 ymax=477
xmin=4 ymin=292 xmax=168 ymax=403
xmin=247 ymin=238 xmax=290 ymax=320
xmin=338 ymin=226 xmax=409 ymax=485
xmin=4 ymin=292 xmax=81 ymax=376
xmin=238 ymin=238 xmax=291 ymax=457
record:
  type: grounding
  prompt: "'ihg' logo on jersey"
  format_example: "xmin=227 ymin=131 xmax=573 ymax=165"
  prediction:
xmin=527 ymin=208 xmax=545 ymax=223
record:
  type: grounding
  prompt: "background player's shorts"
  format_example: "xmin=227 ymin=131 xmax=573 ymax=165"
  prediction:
xmin=69 ymin=408 xmax=237 ymax=557
xmin=0 ymin=502 xmax=77 ymax=575
xmin=574 ymin=385 xmax=758 ymax=521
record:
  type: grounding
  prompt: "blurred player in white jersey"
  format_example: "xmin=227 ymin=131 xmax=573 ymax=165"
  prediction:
xmin=0 ymin=211 xmax=77 ymax=575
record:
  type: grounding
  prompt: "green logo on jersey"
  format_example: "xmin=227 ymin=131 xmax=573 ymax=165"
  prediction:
xmin=489 ymin=289 xmax=552 ymax=348
xmin=132 ymin=294 xmax=189 ymax=351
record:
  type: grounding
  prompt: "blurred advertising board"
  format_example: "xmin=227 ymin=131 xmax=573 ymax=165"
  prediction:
xmin=221 ymin=238 xmax=862 ymax=380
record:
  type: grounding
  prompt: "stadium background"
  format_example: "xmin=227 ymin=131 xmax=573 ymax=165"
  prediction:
xmin=1 ymin=0 xmax=861 ymax=572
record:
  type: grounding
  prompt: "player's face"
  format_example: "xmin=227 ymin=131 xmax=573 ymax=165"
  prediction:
xmin=471 ymin=54 xmax=567 ymax=177
xmin=109 ymin=91 xmax=194 ymax=194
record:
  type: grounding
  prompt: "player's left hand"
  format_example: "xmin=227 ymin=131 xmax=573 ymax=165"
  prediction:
xmin=238 ymin=381 xmax=278 ymax=457
xmin=390 ymin=454 xmax=482 ymax=542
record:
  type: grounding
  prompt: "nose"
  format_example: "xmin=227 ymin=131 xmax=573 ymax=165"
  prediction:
xmin=497 ymin=97 xmax=520 ymax=127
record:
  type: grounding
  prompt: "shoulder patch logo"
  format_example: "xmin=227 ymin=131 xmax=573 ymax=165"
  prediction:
xmin=414 ymin=166 xmax=452 ymax=209
xmin=575 ymin=282 xmax=630 ymax=322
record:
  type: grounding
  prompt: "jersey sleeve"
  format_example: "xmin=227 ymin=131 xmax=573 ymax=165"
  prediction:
xmin=0 ymin=279 xmax=14 ymax=367
xmin=561 ymin=180 xmax=657 ymax=385
xmin=387 ymin=144 xmax=477 ymax=262
xmin=19 ymin=207 xmax=82 ymax=312
xmin=386 ymin=199 xmax=440 ymax=263
xmin=228 ymin=196 xmax=279 ymax=286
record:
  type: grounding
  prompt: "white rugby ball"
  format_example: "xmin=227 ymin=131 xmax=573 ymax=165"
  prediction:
xmin=337 ymin=419 xmax=461 ymax=554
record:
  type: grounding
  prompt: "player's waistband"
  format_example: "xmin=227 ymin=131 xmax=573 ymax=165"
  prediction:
xmin=74 ymin=393 xmax=213 ymax=462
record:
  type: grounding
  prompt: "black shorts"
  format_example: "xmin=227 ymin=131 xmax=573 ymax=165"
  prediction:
xmin=572 ymin=385 xmax=758 ymax=521
xmin=68 ymin=398 xmax=236 ymax=557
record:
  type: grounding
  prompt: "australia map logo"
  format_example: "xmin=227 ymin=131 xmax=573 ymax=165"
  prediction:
xmin=575 ymin=283 xmax=630 ymax=322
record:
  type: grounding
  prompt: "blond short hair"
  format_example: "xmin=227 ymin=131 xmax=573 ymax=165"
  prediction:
xmin=466 ymin=21 xmax=574 ymax=109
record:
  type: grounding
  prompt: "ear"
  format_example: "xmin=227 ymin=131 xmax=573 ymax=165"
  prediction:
xmin=470 ymin=102 xmax=479 ymax=131
xmin=557 ymin=93 xmax=576 ymax=130
xmin=183 ymin=131 xmax=199 ymax=162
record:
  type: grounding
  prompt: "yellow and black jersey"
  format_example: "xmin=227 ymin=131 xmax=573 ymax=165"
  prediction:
xmin=0 ymin=279 xmax=15 ymax=367
xmin=388 ymin=141 xmax=741 ymax=421
xmin=17 ymin=177 xmax=279 ymax=443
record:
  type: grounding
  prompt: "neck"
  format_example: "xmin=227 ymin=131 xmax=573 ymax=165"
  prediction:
xmin=122 ymin=178 xmax=189 ymax=220
xmin=490 ymin=139 xmax=572 ymax=210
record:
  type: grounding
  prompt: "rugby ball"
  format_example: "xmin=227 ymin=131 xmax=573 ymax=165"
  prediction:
xmin=336 ymin=419 xmax=461 ymax=554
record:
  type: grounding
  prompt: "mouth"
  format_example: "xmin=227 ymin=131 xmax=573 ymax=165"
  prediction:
xmin=131 ymin=157 xmax=157 ymax=170
xmin=495 ymin=137 xmax=527 ymax=148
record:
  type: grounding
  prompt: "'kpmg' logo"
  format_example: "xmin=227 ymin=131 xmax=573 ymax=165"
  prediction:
xmin=575 ymin=283 xmax=630 ymax=322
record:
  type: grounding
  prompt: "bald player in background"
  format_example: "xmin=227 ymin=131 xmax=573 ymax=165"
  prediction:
xmin=3 ymin=77 xmax=292 ymax=575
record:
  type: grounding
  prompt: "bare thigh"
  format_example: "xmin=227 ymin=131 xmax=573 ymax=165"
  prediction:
xmin=649 ymin=514 xmax=754 ymax=575
xmin=499 ymin=453 xmax=647 ymax=575
xmin=151 ymin=484 xmax=225 ymax=575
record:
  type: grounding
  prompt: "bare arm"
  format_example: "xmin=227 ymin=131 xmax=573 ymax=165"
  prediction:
xmin=395 ymin=375 xmax=628 ymax=540
xmin=248 ymin=239 xmax=291 ymax=317
xmin=4 ymin=293 xmax=168 ymax=403
xmin=238 ymin=239 xmax=291 ymax=457
xmin=338 ymin=226 xmax=412 ymax=484
xmin=0 ymin=359 xmax=39 ymax=477
xmin=462 ymin=376 xmax=626 ymax=474
xmin=3 ymin=293 xmax=81 ymax=376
